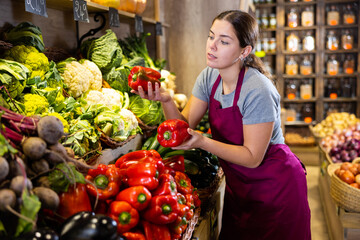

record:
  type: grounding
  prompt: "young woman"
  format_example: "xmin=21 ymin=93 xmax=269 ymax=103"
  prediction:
xmin=134 ymin=10 xmax=311 ymax=240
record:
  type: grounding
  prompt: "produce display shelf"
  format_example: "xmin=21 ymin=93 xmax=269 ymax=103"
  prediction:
xmin=39 ymin=0 xmax=170 ymax=27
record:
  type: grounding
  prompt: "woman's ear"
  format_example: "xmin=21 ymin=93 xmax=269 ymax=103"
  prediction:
xmin=241 ymin=45 xmax=253 ymax=59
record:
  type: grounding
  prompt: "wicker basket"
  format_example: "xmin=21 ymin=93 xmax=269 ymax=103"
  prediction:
xmin=197 ymin=167 xmax=224 ymax=213
xmin=181 ymin=207 xmax=201 ymax=240
xmin=328 ymin=163 xmax=360 ymax=212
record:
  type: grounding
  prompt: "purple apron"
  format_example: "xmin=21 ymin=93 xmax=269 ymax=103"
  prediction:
xmin=209 ymin=67 xmax=311 ymax=240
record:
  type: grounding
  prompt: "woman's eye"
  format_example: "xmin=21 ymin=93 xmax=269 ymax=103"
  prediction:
xmin=221 ymin=40 xmax=229 ymax=45
xmin=208 ymin=35 xmax=214 ymax=40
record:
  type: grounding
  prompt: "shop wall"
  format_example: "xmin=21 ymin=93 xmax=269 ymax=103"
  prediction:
xmin=165 ymin=0 xmax=241 ymax=97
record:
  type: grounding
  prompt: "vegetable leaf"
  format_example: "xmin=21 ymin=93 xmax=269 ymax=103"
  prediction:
xmin=14 ymin=191 xmax=41 ymax=237
xmin=48 ymin=163 xmax=86 ymax=193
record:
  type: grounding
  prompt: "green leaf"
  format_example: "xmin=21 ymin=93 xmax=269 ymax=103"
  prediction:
xmin=0 ymin=220 xmax=7 ymax=236
xmin=48 ymin=163 xmax=86 ymax=193
xmin=14 ymin=191 xmax=41 ymax=237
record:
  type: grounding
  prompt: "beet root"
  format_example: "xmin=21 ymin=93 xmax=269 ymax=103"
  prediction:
xmin=22 ymin=137 xmax=47 ymax=160
xmin=37 ymin=116 xmax=64 ymax=145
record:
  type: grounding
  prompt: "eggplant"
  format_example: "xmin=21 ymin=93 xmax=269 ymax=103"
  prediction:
xmin=21 ymin=228 xmax=59 ymax=240
xmin=60 ymin=211 xmax=124 ymax=240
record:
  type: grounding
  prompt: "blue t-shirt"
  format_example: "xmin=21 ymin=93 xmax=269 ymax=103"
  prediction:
xmin=192 ymin=67 xmax=284 ymax=144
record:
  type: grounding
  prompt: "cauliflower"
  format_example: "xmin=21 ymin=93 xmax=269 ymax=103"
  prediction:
xmin=22 ymin=93 xmax=49 ymax=116
xmin=58 ymin=60 xmax=92 ymax=98
xmin=84 ymin=88 xmax=123 ymax=108
xmin=80 ymin=59 xmax=102 ymax=91
xmin=4 ymin=45 xmax=49 ymax=80
xmin=120 ymin=108 xmax=139 ymax=132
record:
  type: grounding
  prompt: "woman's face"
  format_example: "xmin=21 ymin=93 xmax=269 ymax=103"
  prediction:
xmin=206 ymin=19 xmax=242 ymax=69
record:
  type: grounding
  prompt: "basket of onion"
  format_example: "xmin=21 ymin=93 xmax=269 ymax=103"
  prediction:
xmin=328 ymin=159 xmax=360 ymax=212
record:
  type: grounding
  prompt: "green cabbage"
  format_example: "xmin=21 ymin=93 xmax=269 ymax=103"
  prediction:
xmin=128 ymin=95 xmax=164 ymax=126
xmin=82 ymin=29 xmax=123 ymax=74
xmin=0 ymin=59 xmax=29 ymax=99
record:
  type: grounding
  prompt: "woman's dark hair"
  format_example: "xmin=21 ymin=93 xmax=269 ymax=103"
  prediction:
xmin=213 ymin=10 xmax=274 ymax=83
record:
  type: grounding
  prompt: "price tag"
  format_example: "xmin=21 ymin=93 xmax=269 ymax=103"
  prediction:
xmin=73 ymin=0 xmax=89 ymax=23
xmin=109 ymin=8 xmax=120 ymax=27
xmin=25 ymin=0 xmax=48 ymax=17
xmin=135 ymin=15 xmax=144 ymax=33
xmin=155 ymin=22 xmax=163 ymax=36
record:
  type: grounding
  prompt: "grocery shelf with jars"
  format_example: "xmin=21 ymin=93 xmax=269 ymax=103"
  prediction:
xmin=255 ymin=0 xmax=360 ymax=151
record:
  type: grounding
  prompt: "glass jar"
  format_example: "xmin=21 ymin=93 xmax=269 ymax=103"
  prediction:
xmin=261 ymin=11 xmax=269 ymax=29
xmin=286 ymin=56 xmax=298 ymax=75
xmin=342 ymin=78 xmax=353 ymax=98
xmin=256 ymin=10 xmax=261 ymax=27
xmin=327 ymin=5 xmax=340 ymax=26
xmin=326 ymin=103 xmax=338 ymax=116
xmin=286 ymin=80 xmax=298 ymax=99
xmin=269 ymin=13 xmax=277 ymax=29
xmin=302 ymin=104 xmax=313 ymax=123
xmin=300 ymin=79 xmax=313 ymax=99
xmin=326 ymin=30 xmax=339 ymax=51
xmin=302 ymin=31 xmax=315 ymax=51
xmin=264 ymin=60 xmax=273 ymax=75
xmin=327 ymin=55 xmax=339 ymax=75
xmin=287 ymin=8 xmax=299 ymax=28
xmin=286 ymin=32 xmax=300 ymax=52
xmin=262 ymin=38 xmax=269 ymax=52
xmin=268 ymin=38 xmax=276 ymax=52
xmin=343 ymin=55 xmax=355 ymax=74
xmin=286 ymin=107 xmax=297 ymax=122
xmin=301 ymin=6 xmax=314 ymax=27
xmin=300 ymin=56 xmax=312 ymax=75
xmin=341 ymin=30 xmax=353 ymax=50
xmin=326 ymin=79 xmax=339 ymax=99
xmin=343 ymin=4 xmax=356 ymax=25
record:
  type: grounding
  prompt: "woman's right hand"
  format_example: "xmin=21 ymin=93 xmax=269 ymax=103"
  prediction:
xmin=131 ymin=81 xmax=172 ymax=103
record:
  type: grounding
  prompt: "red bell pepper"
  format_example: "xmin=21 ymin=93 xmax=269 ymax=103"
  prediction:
xmin=163 ymin=155 xmax=185 ymax=172
xmin=85 ymin=164 xmax=122 ymax=200
xmin=142 ymin=195 xmax=180 ymax=224
xmin=116 ymin=186 xmax=152 ymax=211
xmin=152 ymin=173 xmax=177 ymax=196
xmin=192 ymin=189 xmax=201 ymax=208
xmin=184 ymin=193 xmax=195 ymax=210
xmin=126 ymin=161 xmax=159 ymax=190
xmin=177 ymin=193 xmax=194 ymax=220
xmin=128 ymin=66 xmax=161 ymax=93
xmin=123 ymin=230 xmax=146 ymax=240
xmin=142 ymin=220 xmax=171 ymax=240
xmin=157 ymin=119 xmax=191 ymax=147
xmin=169 ymin=215 xmax=188 ymax=236
xmin=56 ymin=183 xmax=92 ymax=220
xmin=115 ymin=150 xmax=157 ymax=168
xmin=174 ymin=171 xmax=194 ymax=195
xmin=108 ymin=200 xmax=140 ymax=234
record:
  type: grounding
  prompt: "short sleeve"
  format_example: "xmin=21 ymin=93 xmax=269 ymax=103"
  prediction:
xmin=192 ymin=67 xmax=219 ymax=103
xmin=240 ymin=73 xmax=280 ymax=125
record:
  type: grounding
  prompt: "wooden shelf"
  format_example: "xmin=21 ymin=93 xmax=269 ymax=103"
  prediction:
xmin=323 ymin=73 xmax=358 ymax=78
xmin=323 ymin=97 xmax=358 ymax=102
xmin=283 ymin=74 xmax=317 ymax=78
xmin=285 ymin=121 xmax=316 ymax=126
xmin=283 ymin=50 xmax=317 ymax=55
xmin=284 ymin=26 xmax=317 ymax=31
xmin=45 ymin=0 xmax=170 ymax=27
xmin=284 ymin=98 xmax=317 ymax=103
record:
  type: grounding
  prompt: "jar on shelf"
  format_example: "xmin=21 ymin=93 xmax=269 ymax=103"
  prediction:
xmin=287 ymin=8 xmax=299 ymax=28
xmin=286 ymin=80 xmax=298 ymax=99
xmin=286 ymin=56 xmax=298 ymax=75
xmin=303 ymin=31 xmax=315 ymax=51
xmin=302 ymin=104 xmax=313 ymax=123
xmin=326 ymin=103 xmax=338 ymax=116
xmin=343 ymin=4 xmax=356 ymax=25
xmin=326 ymin=30 xmax=339 ymax=51
xmin=301 ymin=6 xmax=314 ymax=27
xmin=343 ymin=55 xmax=355 ymax=74
xmin=342 ymin=78 xmax=353 ymax=98
xmin=255 ymin=40 xmax=262 ymax=52
xmin=269 ymin=13 xmax=277 ymax=29
xmin=300 ymin=56 xmax=312 ymax=75
xmin=262 ymin=38 xmax=269 ymax=52
xmin=264 ymin=59 xmax=273 ymax=75
xmin=300 ymin=79 xmax=313 ymax=99
xmin=256 ymin=10 xmax=261 ymax=27
xmin=341 ymin=30 xmax=353 ymax=50
xmin=327 ymin=5 xmax=340 ymax=26
xmin=261 ymin=10 xmax=269 ymax=29
xmin=286 ymin=32 xmax=300 ymax=52
xmin=326 ymin=79 xmax=339 ymax=99
xmin=286 ymin=105 xmax=297 ymax=122
xmin=268 ymin=38 xmax=276 ymax=52
xmin=327 ymin=55 xmax=339 ymax=75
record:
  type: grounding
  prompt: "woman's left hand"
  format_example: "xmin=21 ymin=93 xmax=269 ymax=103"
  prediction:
xmin=171 ymin=128 xmax=205 ymax=150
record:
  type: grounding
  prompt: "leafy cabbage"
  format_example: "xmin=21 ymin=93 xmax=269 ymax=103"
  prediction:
xmin=128 ymin=95 xmax=164 ymax=126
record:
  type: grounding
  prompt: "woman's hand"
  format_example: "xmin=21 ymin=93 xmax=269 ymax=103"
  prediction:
xmin=131 ymin=82 xmax=172 ymax=103
xmin=171 ymin=128 xmax=206 ymax=150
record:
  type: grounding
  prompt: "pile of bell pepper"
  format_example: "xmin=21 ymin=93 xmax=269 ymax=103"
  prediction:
xmin=81 ymin=149 xmax=200 ymax=240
